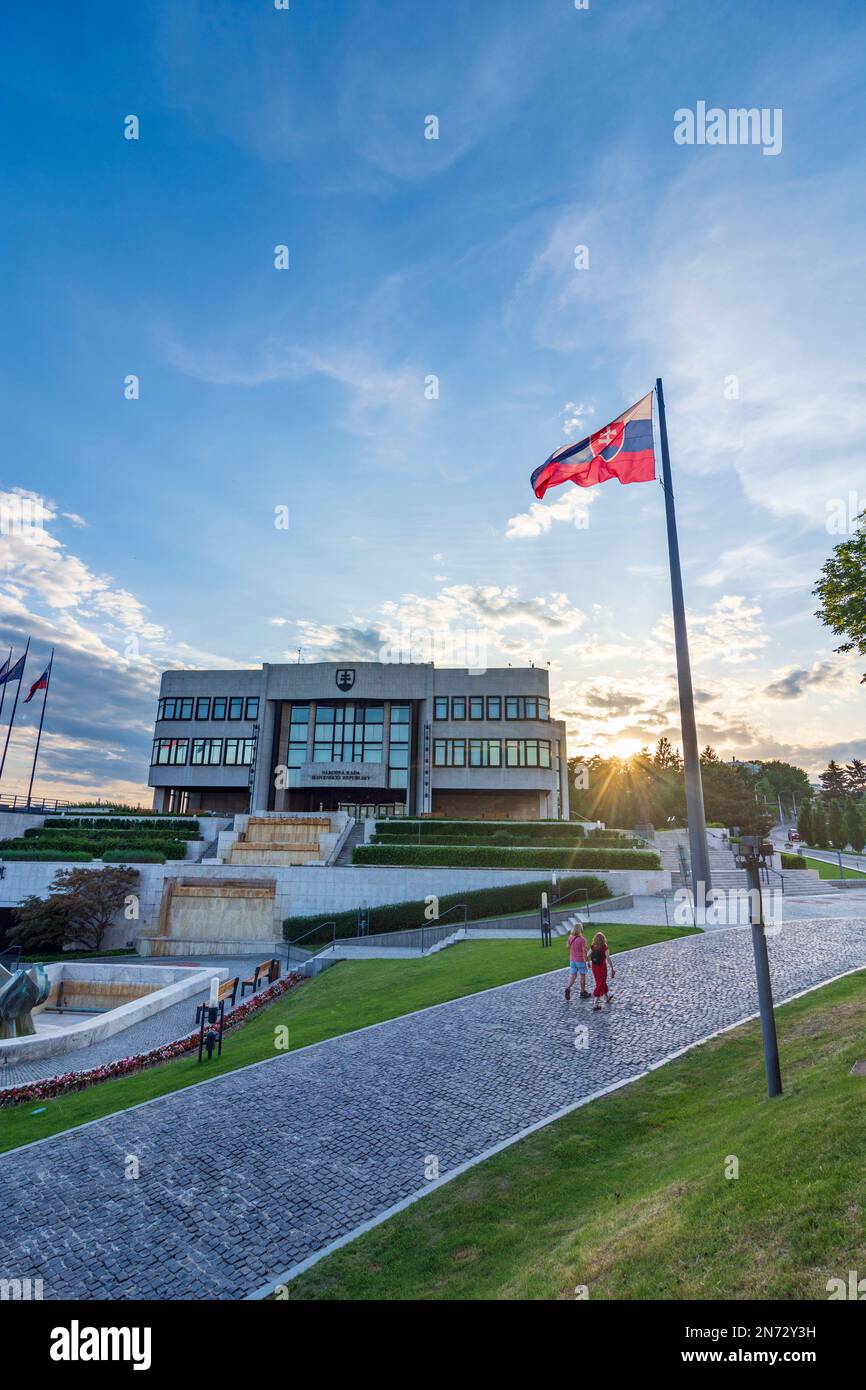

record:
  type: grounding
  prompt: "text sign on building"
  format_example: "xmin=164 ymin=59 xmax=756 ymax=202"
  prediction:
xmin=299 ymin=762 xmax=385 ymax=786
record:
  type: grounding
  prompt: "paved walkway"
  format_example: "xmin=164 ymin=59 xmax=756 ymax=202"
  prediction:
xmin=1 ymin=918 xmax=866 ymax=1300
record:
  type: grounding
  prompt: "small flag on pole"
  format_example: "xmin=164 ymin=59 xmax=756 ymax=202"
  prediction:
xmin=531 ymin=390 xmax=655 ymax=499
xmin=23 ymin=663 xmax=51 ymax=704
xmin=0 ymin=654 xmax=26 ymax=687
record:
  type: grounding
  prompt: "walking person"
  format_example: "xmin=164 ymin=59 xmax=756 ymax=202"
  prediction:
xmin=589 ymin=931 xmax=615 ymax=1010
xmin=564 ymin=920 xmax=591 ymax=1001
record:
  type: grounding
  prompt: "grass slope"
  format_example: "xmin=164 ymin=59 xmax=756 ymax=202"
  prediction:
xmin=0 ymin=927 xmax=690 ymax=1155
xmin=802 ymin=855 xmax=866 ymax=881
xmin=282 ymin=970 xmax=866 ymax=1301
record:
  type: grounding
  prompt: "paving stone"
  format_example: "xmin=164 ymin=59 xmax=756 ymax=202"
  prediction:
xmin=1 ymin=920 xmax=865 ymax=1299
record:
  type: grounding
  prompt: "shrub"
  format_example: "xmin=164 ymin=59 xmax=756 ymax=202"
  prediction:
xmin=780 ymin=853 xmax=807 ymax=869
xmin=43 ymin=816 xmax=200 ymax=836
xmin=283 ymin=873 xmax=612 ymax=945
xmin=102 ymin=850 xmax=166 ymax=863
xmin=0 ymin=850 xmax=93 ymax=861
xmin=353 ymin=844 xmax=660 ymax=870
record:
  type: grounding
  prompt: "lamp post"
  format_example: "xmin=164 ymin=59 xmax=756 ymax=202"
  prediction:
xmin=739 ymin=836 xmax=782 ymax=1097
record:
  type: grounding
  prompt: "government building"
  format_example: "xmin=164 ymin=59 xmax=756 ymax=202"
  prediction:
xmin=148 ymin=661 xmax=570 ymax=821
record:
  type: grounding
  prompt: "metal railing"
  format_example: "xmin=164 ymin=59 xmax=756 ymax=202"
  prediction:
xmin=285 ymin=902 xmax=470 ymax=957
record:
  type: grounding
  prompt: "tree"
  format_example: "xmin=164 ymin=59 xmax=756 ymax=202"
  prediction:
xmin=828 ymin=800 xmax=846 ymax=849
xmin=43 ymin=865 xmax=138 ymax=952
xmin=811 ymin=804 xmax=829 ymax=848
xmin=819 ymin=760 xmax=849 ymax=801
xmin=8 ymin=894 xmax=71 ymax=953
xmin=814 ymin=508 xmax=866 ymax=683
xmin=843 ymin=799 xmax=865 ymax=854
xmin=700 ymin=745 xmax=720 ymax=765
xmin=653 ymin=737 xmax=681 ymax=770
xmin=797 ymin=800 xmax=814 ymax=844
xmin=845 ymin=759 xmax=866 ymax=799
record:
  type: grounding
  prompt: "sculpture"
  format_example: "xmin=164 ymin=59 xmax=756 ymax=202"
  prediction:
xmin=0 ymin=960 xmax=50 ymax=1039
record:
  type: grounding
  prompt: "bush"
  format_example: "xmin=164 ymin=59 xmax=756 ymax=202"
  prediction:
xmin=43 ymin=816 xmax=200 ymax=836
xmin=372 ymin=819 xmax=587 ymax=843
xmin=353 ymin=844 xmax=660 ymax=870
xmin=780 ymin=853 xmax=807 ymax=869
xmin=283 ymin=873 xmax=612 ymax=945
xmin=102 ymin=850 xmax=166 ymax=863
xmin=0 ymin=850 xmax=93 ymax=861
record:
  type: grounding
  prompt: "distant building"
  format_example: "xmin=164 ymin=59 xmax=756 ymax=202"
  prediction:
xmin=148 ymin=661 xmax=570 ymax=821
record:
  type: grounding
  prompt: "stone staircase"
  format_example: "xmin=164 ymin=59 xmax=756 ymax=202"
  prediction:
xmin=655 ymin=828 xmax=828 ymax=896
xmin=335 ymin=821 xmax=365 ymax=866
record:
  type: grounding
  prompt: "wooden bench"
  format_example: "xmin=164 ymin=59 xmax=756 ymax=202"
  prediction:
xmin=240 ymin=958 xmax=280 ymax=998
xmin=195 ymin=976 xmax=238 ymax=1024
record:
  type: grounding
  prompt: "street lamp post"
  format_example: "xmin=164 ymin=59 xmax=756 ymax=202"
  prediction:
xmin=739 ymin=836 xmax=782 ymax=1097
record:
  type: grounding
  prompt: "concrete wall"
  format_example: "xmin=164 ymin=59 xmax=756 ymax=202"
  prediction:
xmin=0 ymin=857 xmax=670 ymax=947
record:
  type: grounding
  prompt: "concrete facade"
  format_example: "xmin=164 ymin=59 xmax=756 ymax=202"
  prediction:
xmin=148 ymin=661 xmax=570 ymax=822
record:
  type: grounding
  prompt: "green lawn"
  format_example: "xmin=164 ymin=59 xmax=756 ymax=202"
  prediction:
xmin=0 ymin=926 xmax=691 ymax=1155
xmin=803 ymin=854 xmax=866 ymax=881
xmin=281 ymin=969 xmax=866 ymax=1301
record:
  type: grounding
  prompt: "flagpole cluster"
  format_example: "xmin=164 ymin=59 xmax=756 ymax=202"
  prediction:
xmin=0 ymin=639 xmax=55 ymax=806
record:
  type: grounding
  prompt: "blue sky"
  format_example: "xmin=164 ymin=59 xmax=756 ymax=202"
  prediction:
xmin=2 ymin=0 xmax=865 ymax=801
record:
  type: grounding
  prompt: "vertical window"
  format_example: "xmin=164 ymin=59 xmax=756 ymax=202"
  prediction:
xmin=486 ymin=695 xmax=501 ymax=720
xmin=245 ymin=696 xmax=260 ymax=720
xmin=212 ymin=697 xmax=227 ymax=720
xmin=228 ymin=696 xmax=244 ymax=720
xmin=433 ymin=739 xmax=446 ymax=766
xmin=451 ymin=696 xmax=466 ymax=720
xmin=195 ymin=697 xmax=211 ymax=720
xmin=433 ymin=696 xmax=449 ymax=720
xmin=525 ymin=697 xmax=538 ymax=720
xmin=539 ymin=697 xmax=549 ymax=720
xmin=505 ymin=697 xmax=519 ymax=720
xmin=469 ymin=695 xmax=484 ymax=720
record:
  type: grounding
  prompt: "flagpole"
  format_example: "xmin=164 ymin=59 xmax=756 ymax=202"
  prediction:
xmin=26 ymin=649 xmax=53 ymax=808
xmin=0 ymin=645 xmax=12 ymax=736
xmin=655 ymin=378 xmax=712 ymax=897
xmin=0 ymin=636 xmax=30 ymax=787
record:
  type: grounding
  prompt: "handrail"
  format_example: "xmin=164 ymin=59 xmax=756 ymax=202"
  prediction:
xmin=549 ymin=884 xmax=591 ymax=916
xmin=284 ymin=919 xmax=337 ymax=961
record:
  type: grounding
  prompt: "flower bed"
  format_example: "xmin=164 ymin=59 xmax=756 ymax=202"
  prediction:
xmin=0 ymin=970 xmax=305 ymax=1110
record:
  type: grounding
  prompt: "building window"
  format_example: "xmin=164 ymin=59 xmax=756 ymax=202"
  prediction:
xmin=486 ymin=695 xmax=501 ymax=720
xmin=245 ymin=697 xmax=260 ymax=720
xmin=225 ymin=737 xmax=255 ymax=766
xmin=151 ymin=738 xmax=189 ymax=766
xmin=388 ymin=704 xmax=411 ymax=789
xmin=435 ymin=738 xmax=501 ymax=767
xmin=212 ymin=697 xmax=227 ymax=720
xmin=195 ymin=697 xmax=211 ymax=720
xmin=504 ymin=696 xmax=550 ymax=721
xmin=504 ymin=738 xmax=551 ymax=767
xmin=469 ymin=696 xmax=484 ymax=720
xmin=158 ymin=697 xmax=192 ymax=721
xmin=191 ymin=737 xmax=223 ymax=766
xmin=433 ymin=696 xmax=449 ymax=720
xmin=451 ymin=696 xmax=466 ymax=720
xmin=313 ymin=703 xmax=387 ymax=765
xmin=228 ymin=696 xmax=244 ymax=720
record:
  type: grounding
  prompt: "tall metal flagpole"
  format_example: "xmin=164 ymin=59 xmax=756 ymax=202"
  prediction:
xmin=0 ymin=645 xmax=12 ymax=737
xmin=655 ymin=378 xmax=712 ymax=897
xmin=26 ymin=649 xmax=54 ymax=808
xmin=0 ymin=635 xmax=30 ymax=786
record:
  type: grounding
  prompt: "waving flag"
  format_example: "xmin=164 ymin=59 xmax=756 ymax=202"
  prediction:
xmin=23 ymin=663 xmax=50 ymax=704
xmin=531 ymin=390 xmax=655 ymax=499
xmin=0 ymin=654 xmax=26 ymax=687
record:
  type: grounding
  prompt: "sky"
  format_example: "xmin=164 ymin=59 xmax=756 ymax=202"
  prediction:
xmin=1 ymin=0 xmax=865 ymax=804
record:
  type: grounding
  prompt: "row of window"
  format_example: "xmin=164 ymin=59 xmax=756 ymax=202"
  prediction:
xmin=432 ymin=695 xmax=550 ymax=722
xmin=151 ymin=737 xmax=256 ymax=767
xmin=432 ymin=738 xmax=552 ymax=769
xmin=157 ymin=696 xmax=260 ymax=722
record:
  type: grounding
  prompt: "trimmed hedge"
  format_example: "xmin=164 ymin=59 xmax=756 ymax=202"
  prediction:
xmin=780 ymin=853 xmax=807 ymax=869
xmin=43 ymin=817 xmax=201 ymax=836
xmin=0 ymin=850 xmax=93 ymax=862
xmin=102 ymin=850 xmax=167 ymax=863
xmin=373 ymin=819 xmax=586 ymax=842
xmin=353 ymin=844 xmax=660 ymax=870
xmin=283 ymin=872 xmax=612 ymax=945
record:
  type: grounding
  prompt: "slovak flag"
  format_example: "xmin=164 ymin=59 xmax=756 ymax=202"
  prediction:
xmin=23 ymin=663 xmax=51 ymax=703
xmin=531 ymin=391 xmax=656 ymax=499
